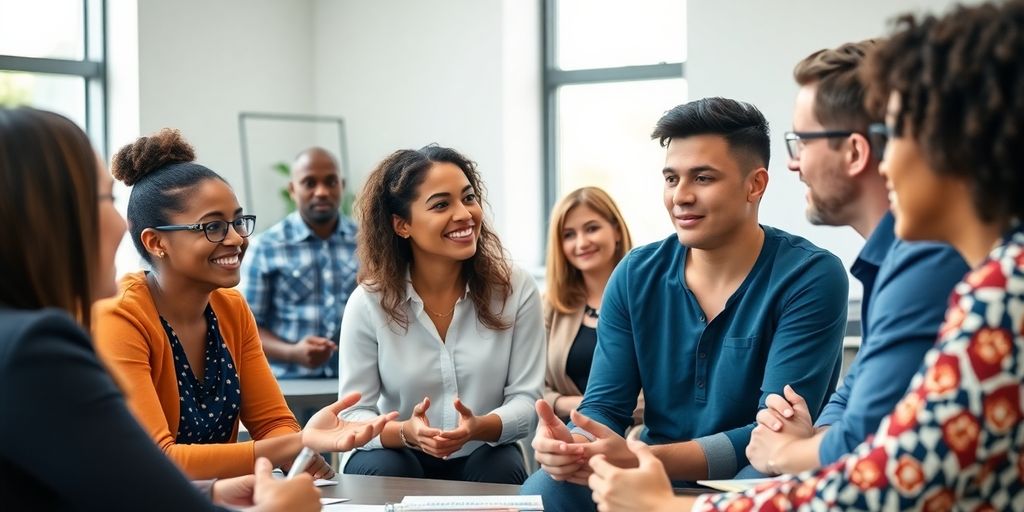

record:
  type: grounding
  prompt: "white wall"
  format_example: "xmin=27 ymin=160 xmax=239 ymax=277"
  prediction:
xmin=133 ymin=0 xmax=317 ymax=211
xmin=112 ymin=1 xmax=977 ymax=287
xmin=312 ymin=0 xmax=543 ymax=267
xmin=687 ymin=0 xmax=970 ymax=297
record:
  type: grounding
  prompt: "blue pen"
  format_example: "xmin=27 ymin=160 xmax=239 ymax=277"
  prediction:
xmin=285 ymin=446 xmax=315 ymax=479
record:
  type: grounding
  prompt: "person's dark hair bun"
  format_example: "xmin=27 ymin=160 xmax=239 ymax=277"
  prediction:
xmin=111 ymin=128 xmax=195 ymax=186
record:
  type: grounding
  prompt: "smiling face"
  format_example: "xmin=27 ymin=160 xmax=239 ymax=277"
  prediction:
xmin=662 ymin=135 xmax=767 ymax=250
xmin=560 ymin=204 xmax=621 ymax=276
xmin=878 ymin=92 xmax=956 ymax=242
xmin=392 ymin=162 xmax=484 ymax=264
xmin=148 ymin=179 xmax=249 ymax=290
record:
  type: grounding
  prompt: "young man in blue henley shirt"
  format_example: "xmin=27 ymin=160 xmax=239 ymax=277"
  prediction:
xmin=521 ymin=97 xmax=849 ymax=511
xmin=741 ymin=41 xmax=968 ymax=476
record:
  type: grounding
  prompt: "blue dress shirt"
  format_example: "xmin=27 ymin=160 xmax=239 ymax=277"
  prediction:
xmin=815 ymin=213 xmax=968 ymax=464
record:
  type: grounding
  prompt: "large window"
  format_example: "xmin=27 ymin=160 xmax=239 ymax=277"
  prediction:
xmin=544 ymin=0 xmax=686 ymax=247
xmin=0 ymin=0 xmax=106 ymax=151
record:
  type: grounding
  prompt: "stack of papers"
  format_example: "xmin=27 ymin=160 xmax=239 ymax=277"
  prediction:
xmin=696 ymin=478 xmax=774 ymax=493
xmin=389 ymin=495 xmax=543 ymax=510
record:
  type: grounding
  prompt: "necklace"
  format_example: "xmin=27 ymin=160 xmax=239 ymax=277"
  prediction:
xmin=423 ymin=303 xmax=456 ymax=318
xmin=583 ymin=304 xmax=600 ymax=319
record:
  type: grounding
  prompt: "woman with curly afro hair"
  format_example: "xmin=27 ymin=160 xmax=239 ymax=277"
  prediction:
xmin=337 ymin=145 xmax=544 ymax=484
xmin=585 ymin=2 xmax=1024 ymax=510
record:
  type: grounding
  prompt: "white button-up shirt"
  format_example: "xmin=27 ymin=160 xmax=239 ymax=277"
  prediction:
xmin=338 ymin=265 xmax=544 ymax=458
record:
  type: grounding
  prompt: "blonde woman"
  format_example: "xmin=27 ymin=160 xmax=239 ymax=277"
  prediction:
xmin=543 ymin=187 xmax=641 ymax=422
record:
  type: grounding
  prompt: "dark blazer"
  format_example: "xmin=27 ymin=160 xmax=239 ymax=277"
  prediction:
xmin=0 ymin=307 xmax=225 ymax=511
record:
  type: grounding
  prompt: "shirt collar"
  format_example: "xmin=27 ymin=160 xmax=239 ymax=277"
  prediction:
xmin=850 ymin=211 xmax=896 ymax=280
xmin=403 ymin=268 xmax=471 ymax=304
xmin=282 ymin=211 xmax=353 ymax=243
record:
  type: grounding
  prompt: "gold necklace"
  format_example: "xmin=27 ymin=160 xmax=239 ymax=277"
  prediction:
xmin=423 ymin=303 xmax=456 ymax=318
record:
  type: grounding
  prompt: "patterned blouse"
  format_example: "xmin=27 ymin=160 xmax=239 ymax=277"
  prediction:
xmin=696 ymin=225 xmax=1024 ymax=511
xmin=160 ymin=305 xmax=242 ymax=444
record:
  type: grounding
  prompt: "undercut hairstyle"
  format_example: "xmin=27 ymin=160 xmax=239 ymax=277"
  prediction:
xmin=545 ymin=187 xmax=633 ymax=314
xmin=794 ymin=40 xmax=879 ymax=145
xmin=863 ymin=0 xmax=1024 ymax=223
xmin=111 ymin=129 xmax=227 ymax=264
xmin=355 ymin=144 xmax=512 ymax=332
xmin=651 ymin=97 xmax=771 ymax=172
xmin=0 ymin=107 xmax=100 ymax=327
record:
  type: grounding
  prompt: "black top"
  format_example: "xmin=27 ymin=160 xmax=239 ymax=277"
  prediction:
xmin=0 ymin=307 xmax=226 ymax=511
xmin=161 ymin=305 xmax=241 ymax=444
xmin=565 ymin=324 xmax=598 ymax=393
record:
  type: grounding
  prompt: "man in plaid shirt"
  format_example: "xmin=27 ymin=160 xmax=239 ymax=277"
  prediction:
xmin=242 ymin=147 xmax=358 ymax=379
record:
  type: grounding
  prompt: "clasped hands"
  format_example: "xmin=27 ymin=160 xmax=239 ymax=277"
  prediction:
xmin=400 ymin=397 xmax=488 ymax=459
xmin=746 ymin=384 xmax=817 ymax=475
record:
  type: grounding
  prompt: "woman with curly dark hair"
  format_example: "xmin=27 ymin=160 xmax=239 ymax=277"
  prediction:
xmin=338 ymin=145 xmax=544 ymax=484
xmin=585 ymin=1 xmax=1024 ymax=510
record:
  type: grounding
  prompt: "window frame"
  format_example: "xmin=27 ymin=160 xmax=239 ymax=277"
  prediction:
xmin=0 ymin=0 xmax=108 ymax=154
xmin=541 ymin=0 xmax=685 ymax=254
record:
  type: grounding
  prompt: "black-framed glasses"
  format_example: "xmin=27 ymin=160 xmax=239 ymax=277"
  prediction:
xmin=784 ymin=130 xmax=857 ymax=161
xmin=867 ymin=123 xmax=894 ymax=161
xmin=154 ymin=215 xmax=256 ymax=243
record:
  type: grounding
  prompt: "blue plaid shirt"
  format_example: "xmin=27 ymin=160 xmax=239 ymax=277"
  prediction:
xmin=241 ymin=212 xmax=358 ymax=378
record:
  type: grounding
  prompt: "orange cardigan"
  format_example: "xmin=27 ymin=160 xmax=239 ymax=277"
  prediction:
xmin=92 ymin=272 xmax=300 ymax=479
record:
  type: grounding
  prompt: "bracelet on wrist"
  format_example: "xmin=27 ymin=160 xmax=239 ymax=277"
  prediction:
xmin=399 ymin=422 xmax=416 ymax=449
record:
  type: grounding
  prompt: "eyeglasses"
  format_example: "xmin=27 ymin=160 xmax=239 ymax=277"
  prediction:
xmin=154 ymin=215 xmax=256 ymax=243
xmin=867 ymin=123 xmax=894 ymax=160
xmin=784 ymin=130 xmax=857 ymax=161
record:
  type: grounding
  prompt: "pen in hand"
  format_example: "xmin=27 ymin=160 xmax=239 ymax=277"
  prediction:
xmin=285 ymin=446 xmax=315 ymax=479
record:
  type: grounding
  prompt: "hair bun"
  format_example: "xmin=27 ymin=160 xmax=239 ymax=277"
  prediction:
xmin=111 ymin=128 xmax=196 ymax=186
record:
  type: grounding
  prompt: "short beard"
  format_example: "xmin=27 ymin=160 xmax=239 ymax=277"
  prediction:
xmin=805 ymin=183 xmax=855 ymax=227
xmin=304 ymin=207 xmax=339 ymax=226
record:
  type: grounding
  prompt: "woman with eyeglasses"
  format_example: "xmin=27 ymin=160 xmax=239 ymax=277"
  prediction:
xmin=0 ymin=107 xmax=328 ymax=510
xmin=93 ymin=129 xmax=395 ymax=480
xmin=585 ymin=2 xmax=1024 ymax=510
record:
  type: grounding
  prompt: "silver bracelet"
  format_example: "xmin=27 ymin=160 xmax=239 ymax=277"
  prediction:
xmin=399 ymin=422 xmax=416 ymax=449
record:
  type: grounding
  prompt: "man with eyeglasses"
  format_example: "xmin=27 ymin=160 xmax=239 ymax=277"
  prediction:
xmin=241 ymin=147 xmax=358 ymax=380
xmin=742 ymin=40 xmax=968 ymax=476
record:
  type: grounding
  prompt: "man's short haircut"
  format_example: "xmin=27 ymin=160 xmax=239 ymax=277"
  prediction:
xmin=651 ymin=97 xmax=771 ymax=172
xmin=794 ymin=40 xmax=878 ymax=139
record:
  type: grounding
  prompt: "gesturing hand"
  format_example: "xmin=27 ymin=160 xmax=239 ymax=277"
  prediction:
xmin=589 ymin=440 xmax=678 ymax=512
xmin=401 ymin=397 xmax=447 ymax=457
xmin=532 ymin=399 xmax=588 ymax=482
xmin=431 ymin=398 xmax=479 ymax=459
xmin=303 ymin=391 xmax=398 ymax=453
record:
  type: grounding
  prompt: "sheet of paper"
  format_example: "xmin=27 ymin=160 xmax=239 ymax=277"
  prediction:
xmin=696 ymin=478 xmax=774 ymax=493
xmin=321 ymin=504 xmax=385 ymax=511
xmin=320 ymin=497 xmax=350 ymax=505
xmin=399 ymin=494 xmax=543 ymax=510
xmin=315 ymin=478 xmax=340 ymax=487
